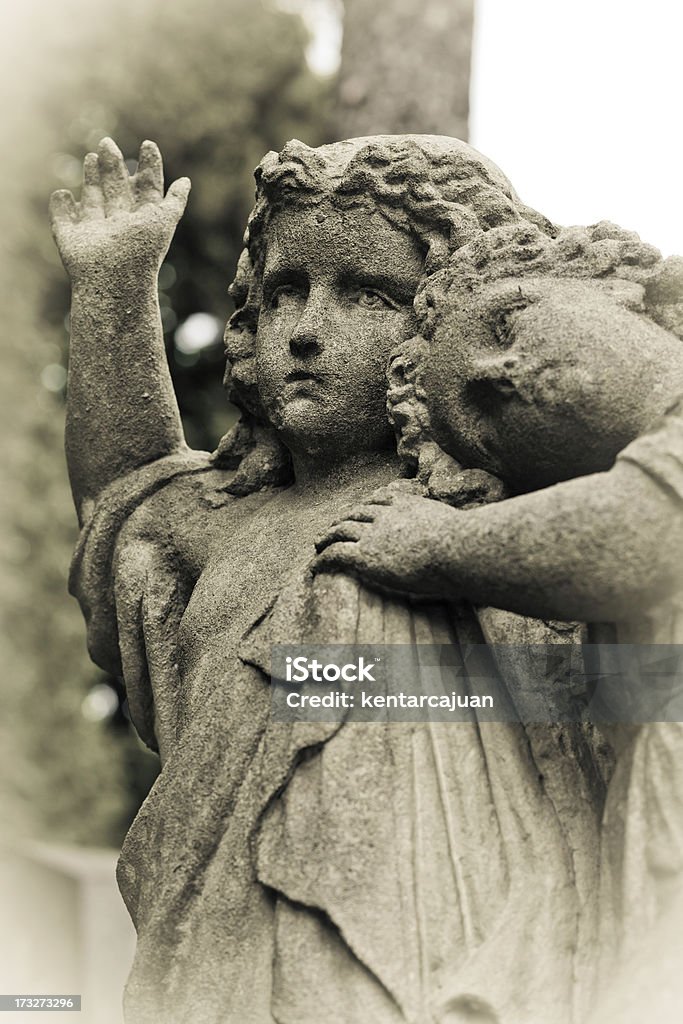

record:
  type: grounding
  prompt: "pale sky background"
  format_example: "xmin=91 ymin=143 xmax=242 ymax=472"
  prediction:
xmin=1 ymin=0 xmax=680 ymax=255
xmin=289 ymin=0 xmax=682 ymax=256
xmin=471 ymin=0 xmax=683 ymax=256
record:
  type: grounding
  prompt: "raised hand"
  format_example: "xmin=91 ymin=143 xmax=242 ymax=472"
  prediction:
xmin=53 ymin=138 xmax=191 ymax=510
xmin=50 ymin=137 xmax=190 ymax=283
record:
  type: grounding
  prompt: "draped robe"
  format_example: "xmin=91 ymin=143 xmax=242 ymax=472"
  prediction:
xmin=71 ymin=451 xmax=608 ymax=1024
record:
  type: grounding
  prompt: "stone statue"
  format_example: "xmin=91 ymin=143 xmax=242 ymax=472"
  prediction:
xmin=314 ymin=217 xmax=683 ymax=1004
xmin=49 ymin=134 xmax=682 ymax=1024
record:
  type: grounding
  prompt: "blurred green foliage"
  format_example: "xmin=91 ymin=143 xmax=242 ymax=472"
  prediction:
xmin=1 ymin=0 xmax=332 ymax=847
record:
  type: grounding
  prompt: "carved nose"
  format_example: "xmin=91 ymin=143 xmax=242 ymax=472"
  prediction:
xmin=289 ymin=331 xmax=321 ymax=358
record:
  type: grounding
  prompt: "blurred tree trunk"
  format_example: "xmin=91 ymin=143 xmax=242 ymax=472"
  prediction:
xmin=337 ymin=0 xmax=474 ymax=139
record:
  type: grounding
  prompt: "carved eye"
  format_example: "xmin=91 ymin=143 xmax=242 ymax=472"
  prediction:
xmin=355 ymin=288 xmax=396 ymax=310
xmin=269 ymin=284 xmax=302 ymax=310
xmin=491 ymin=299 xmax=529 ymax=346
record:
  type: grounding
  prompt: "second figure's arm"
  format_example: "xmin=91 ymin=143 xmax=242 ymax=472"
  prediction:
xmin=314 ymin=455 xmax=682 ymax=625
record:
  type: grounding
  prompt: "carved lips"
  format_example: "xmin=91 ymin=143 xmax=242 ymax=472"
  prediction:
xmin=283 ymin=369 xmax=324 ymax=398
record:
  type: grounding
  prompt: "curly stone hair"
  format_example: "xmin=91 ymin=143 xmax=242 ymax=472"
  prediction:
xmin=214 ymin=135 xmax=556 ymax=495
xmin=387 ymin=219 xmax=683 ymax=498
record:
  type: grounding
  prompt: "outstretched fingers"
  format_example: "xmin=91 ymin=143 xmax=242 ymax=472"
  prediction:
xmin=80 ymin=152 xmax=104 ymax=218
xmin=134 ymin=140 xmax=164 ymax=206
xmin=161 ymin=177 xmax=191 ymax=221
xmin=49 ymin=189 xmax=78 ymax=232
xmin=97 ymin=137 xmax=132 ymax=215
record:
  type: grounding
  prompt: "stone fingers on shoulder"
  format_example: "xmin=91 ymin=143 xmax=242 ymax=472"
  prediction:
xmin=313 ymin=541 xmax=365 ymax=574
xmin=314 ymin=520 xmax=369 ymax=553
xmin=324 ymin=506 xmax=380 ymax=531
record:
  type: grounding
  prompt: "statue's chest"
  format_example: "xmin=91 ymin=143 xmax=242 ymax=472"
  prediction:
xmin=176 ymin=494 xmax=346 ymax=679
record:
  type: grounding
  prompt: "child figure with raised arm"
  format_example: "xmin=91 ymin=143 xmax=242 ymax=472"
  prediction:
xmin=51 ymin=132 xmax=678 ymax=1022
xmin=314 ymin=220 xmax=683 ymax=983
xmin=49 ymin=138 xmax=193 ymax=525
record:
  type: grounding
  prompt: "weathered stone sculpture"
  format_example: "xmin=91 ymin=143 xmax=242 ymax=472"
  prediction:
xmin=50 ymin=134 xmax=682 ymax=1024
xmin=315 ymin=215 xmax=683 ymax=1005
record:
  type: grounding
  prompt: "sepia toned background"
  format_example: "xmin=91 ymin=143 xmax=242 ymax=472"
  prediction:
xmin=0 ymin=1 xmax=680 ymax=1020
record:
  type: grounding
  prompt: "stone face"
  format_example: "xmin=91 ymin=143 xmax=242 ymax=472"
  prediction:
xmin=413 ymin=224 xmax=683 ymax=493
xmin=51 ymin=134 xmax=683 ymax=1023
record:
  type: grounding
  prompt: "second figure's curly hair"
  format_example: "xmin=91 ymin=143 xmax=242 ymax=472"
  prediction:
xmin=215 ymin=135 xmax=556 ymax=494
xmin=387 ymin=219 xmax=683 ymax=497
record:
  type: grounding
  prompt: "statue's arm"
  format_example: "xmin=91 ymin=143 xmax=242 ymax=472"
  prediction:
xmin=429 ymin=459 xmax=681 ymax=622
xmin=50 ymin=138 xmax=191 ymax=521
xmin=315 ymin=458 xmax=682 ymax=623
